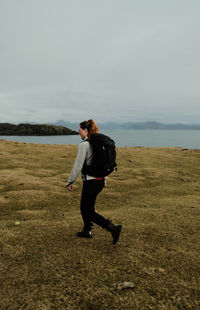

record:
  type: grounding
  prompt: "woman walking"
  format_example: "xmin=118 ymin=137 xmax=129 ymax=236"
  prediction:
xmin=67 ymin=119 xmax=122 ymax=244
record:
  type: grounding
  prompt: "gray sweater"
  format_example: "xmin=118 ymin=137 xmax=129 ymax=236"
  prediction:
xmin=67 ymin=139 xmax=95 ymax=186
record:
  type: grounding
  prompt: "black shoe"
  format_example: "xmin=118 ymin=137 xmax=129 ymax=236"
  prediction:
xmin=77 ymin=230 xmax=92 ymax=238
xmin=111 ymin=225 xmax=122 ymax=244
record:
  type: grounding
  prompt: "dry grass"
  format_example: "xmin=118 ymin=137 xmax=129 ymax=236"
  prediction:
xmin=0 ymin=140 xmax=199 ymax=310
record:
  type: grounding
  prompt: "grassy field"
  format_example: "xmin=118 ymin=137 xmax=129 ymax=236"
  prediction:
xmin=0 ymin=139 xmax=199 ymax=310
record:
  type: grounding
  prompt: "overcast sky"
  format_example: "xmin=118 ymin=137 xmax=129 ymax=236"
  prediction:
xmin=0 ymin=0 xmax=200 ymax=124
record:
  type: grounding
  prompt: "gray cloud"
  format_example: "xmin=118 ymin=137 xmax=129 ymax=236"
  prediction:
xmin=0 ymin=0 xmax=200 ymax=124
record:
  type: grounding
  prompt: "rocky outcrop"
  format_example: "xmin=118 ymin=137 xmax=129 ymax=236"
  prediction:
xmin=0 ymin=123 xmax=78 ymax=136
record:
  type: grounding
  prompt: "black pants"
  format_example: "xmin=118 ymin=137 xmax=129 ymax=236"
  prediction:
xmin=80 ymin=179 xmax=109 ymax=230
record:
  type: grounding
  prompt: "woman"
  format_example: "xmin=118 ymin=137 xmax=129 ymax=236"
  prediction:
xmin=67 ymin=119 xmax=122 ymax=244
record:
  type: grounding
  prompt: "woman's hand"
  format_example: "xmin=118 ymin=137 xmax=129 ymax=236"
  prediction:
xmin=67 ymin=185 xmax=73 ymax=191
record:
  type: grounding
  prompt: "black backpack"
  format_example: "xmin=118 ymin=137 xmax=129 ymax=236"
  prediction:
xmin=82 ymin=133 xmax=117 ymax=177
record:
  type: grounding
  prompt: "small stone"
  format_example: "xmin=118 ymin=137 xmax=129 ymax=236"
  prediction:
xmin=113 ymin=281 xmax=135 ymax=290
xmin=158 ymin=268 xmax=165 ymax=273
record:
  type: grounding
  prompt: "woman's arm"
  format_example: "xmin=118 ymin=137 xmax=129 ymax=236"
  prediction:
xmin=67 ymin=141 xmax=89 ymax=187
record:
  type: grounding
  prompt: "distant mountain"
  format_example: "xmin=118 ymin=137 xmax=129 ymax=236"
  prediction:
xmin=51 ymin=120 xmax=79 ymax=131
xmin=51 ymin=120 xmax=200 ymax=130
xmin=50 ymin=120 xmax=122 ymax=130
xmin=0 ymin=123 xmax=78 ymax=136
xmin=123 ymin=121 xmax=200 ymax=130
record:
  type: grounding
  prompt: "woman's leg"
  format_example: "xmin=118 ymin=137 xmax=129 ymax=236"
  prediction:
xmin=79 ymin=179 xmax=122 ymax=243
xmin=80 ymin=179 xmax=109 ymax=230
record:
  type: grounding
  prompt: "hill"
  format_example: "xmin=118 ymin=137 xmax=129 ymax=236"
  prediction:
xmin=0 ymin=123 xmax=78 ymax=135
xmin=52 ymin=120 xmax=200 ymax=130
xmin=123 ymin=121 xmax=200 ymax=130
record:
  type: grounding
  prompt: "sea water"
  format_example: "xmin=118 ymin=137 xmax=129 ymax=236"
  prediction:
xmin=0 ymin=130 xmax=200 ymax=149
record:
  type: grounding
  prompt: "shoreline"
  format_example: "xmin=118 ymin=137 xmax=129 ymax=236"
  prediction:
xmin=0 ymin=138 xmax=197 ymax=151
xmin=1 ymin=129 xmax=200 ymax=149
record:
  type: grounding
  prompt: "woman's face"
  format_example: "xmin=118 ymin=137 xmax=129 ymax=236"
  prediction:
xmin=79 ymin=126 xmax=88 ymax=140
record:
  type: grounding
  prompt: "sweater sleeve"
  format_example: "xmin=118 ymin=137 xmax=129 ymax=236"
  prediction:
xmin=67 ymin=142 xmax=88 ymax=186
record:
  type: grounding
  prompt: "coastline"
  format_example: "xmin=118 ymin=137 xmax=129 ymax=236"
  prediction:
xmin=1 ymin=128 xmax=200 ymax=148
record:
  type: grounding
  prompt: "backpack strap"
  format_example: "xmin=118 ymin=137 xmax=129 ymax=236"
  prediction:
xmin=82 ymin=137 xmax=89 ymax=181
